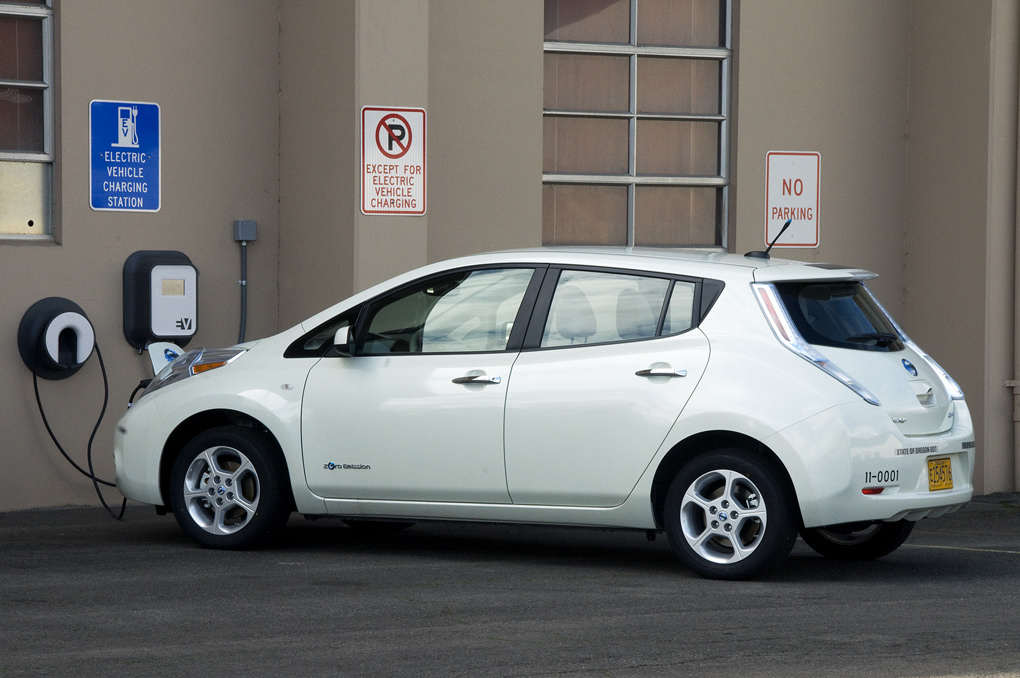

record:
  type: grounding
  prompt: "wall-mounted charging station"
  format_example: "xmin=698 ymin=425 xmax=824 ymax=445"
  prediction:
xmin=18 ymin=295 xmax=125 ymax=517
xmin=123 ymin=250 xmax=198 ymax=351
xmin=18 ymin=297 xmax=96 ymax=380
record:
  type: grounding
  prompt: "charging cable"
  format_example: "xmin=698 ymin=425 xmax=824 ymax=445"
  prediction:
xmin=32 ymin=341 xmax=126 ymax=520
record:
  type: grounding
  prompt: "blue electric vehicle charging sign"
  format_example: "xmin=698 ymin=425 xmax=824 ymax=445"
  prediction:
xmin=90 ymin=100 xmax=161 ymax=212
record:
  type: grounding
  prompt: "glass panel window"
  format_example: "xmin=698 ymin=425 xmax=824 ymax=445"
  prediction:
xmin=544 ymin=0 xmax=630 ymax=44
xmin=0 ymin=15 xmax=43 ymax=80
xmin=544 ymin=53 xmax=630 ymax=113
xmin=634 ymin=186 xmax=720 ymax=246
xmin=359 ymin=269 xmax=535 ymax=355
xmin=543 ymin=116 xmax=629 ymax=174
xmin=637 ymin=0 xmax=724 ymax=48
xmin=0 ymin=0 xmax=52 ymax=236
xmin=542 ymin=184 xmax=628 ymax=245
xmin=543 ymin=0 xmax=731 ymax=248
xmin=636 ymin=119 xmax=719 ymax=176
xmin=636 ymin=57 xmax=719 ymax=115
xmin=0 ymin=84 xmax=43 ymax=151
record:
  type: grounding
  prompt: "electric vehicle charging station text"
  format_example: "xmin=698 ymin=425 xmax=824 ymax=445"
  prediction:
xmin=123 ymin=250 xmax=198 ymax=351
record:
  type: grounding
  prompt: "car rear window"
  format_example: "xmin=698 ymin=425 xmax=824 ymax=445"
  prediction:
xmin=773 ymin=281 xmax=904 ymax=352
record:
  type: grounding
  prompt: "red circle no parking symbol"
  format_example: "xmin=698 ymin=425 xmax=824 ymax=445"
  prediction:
xmin=376 ymin=114 xmax=411 ymax=159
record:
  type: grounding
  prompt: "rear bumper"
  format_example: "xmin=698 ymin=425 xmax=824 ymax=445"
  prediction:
xmin=771 ymin=399 xmax=975 ymax=528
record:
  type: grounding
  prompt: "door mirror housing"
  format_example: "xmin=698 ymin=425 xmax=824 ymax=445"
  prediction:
xmin=333 ymin=325 xmax=353 ymax=357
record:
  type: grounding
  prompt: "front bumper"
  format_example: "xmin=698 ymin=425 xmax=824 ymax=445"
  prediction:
xmin=113 ymin=394 xmax=169 ymax=507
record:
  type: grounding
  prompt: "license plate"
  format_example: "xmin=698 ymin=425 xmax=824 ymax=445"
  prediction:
xmin=927 ymin=457 xmax=953 ymax=491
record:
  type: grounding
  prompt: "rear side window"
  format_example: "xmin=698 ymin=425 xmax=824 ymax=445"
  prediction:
xmin=538 ymin=270 xmax=699 ymax=348
xmin=774 ymin=281 xmax=903 ymax=352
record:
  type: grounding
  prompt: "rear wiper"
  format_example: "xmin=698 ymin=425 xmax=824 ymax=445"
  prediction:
xmin=846 ymin=332 xmax=900 ymax=348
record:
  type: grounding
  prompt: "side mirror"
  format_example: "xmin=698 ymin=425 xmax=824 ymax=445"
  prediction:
xmin=333 ymin=325 xmax=353 ymax=357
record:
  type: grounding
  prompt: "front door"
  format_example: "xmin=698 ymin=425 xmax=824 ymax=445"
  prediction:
xmin=301 ymin=266 xmax=538 ymax=503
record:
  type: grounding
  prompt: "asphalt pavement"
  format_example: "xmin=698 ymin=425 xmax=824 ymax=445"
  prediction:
xmin=2 ymin=495 xmax=1019 ymax=677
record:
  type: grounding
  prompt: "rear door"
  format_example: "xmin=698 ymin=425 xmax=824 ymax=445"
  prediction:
xmin=503 ymin=268 xmax=711 ymax=507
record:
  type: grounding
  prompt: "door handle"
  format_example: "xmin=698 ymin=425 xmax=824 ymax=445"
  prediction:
xmin=635 ymin=368 xmax=687 ymax=378
xmin=452 ymin=374 xmax=502 ymax=385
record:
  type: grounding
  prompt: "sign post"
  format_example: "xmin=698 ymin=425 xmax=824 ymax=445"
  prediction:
xmin=765 ymin=151 xmax=820 ymax=248
xmin=89 ymin=100 xmax=161 ymax=212
xmin=361 ymin=106 xmax=426 ymax=216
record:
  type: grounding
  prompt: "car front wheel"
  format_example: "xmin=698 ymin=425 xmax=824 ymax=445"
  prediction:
xmin=169 ymin=426 xmax=291 ymax=549
xmin=664 ymin=450 xmax=797 ymax=580
xmin=799 ymin=520 xmax=914 ymax=561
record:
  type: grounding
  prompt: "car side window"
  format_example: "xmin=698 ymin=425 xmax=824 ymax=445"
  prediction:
xmin=359 ymin=268 xmax=535 ymax=354
xmin=663 ymin=281 xmax=696 ymax=335
xmin=541 ymin=270 xmax=670 ymax=347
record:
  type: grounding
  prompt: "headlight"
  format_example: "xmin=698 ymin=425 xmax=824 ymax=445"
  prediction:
xmin=137 ymin=348 xmax=246 ymax=401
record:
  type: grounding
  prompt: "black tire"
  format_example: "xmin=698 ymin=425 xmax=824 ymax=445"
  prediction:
xmin=169 ymin=426 xmax=291 ymax=549
xmin=799 ymin=520 xmax=914 ymax=561
xmin=663 ymin=450 xmax=797 ymax=580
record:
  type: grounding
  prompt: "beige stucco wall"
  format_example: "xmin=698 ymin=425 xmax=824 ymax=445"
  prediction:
xmin=279 ymin=1 xmax=357 ymax=327
xmin=904 ymin=0 xmax=1018 ymax=493
xmin=1 ymin=0 xmax=1014 ymax=512
xmin=733 ymin=0 xmax=910 ymax=306
xmin=278 ymin=0 xmax=542 ymax=327
xmin=735 ymin=0 xmax=1019 ymax=494
xmin=0 ymin=1 xmax=281 ymax=510
xmin=425 ymin=1 xmax=544 ymax=260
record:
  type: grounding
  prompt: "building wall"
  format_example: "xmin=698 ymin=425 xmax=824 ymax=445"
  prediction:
xmin=0 ymin=0 xmax=281 ymax=511
xmin=278 ymin=0 xmax=543 ymax=327
xmin=279 ymin=0 xmax=357 ymax=327
xmin=0 ymin=0 xmax=1013 ymax=512
xmin=904 ymin=0 xmax=1018 ymax=493
xmin=735 ymin=0 xmax=1019 ymax=494
xmin=733 ymin=0 xmax=910 ymax=307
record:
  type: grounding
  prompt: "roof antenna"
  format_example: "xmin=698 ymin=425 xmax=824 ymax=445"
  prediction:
xmin=745 ymin=219 xmax=792 ymax=259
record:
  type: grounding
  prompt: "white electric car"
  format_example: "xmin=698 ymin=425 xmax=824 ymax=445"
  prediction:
xmin=114 ymin=248 xmax=974 ymax=579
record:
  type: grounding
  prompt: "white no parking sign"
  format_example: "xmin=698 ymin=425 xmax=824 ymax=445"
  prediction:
xmin=361 ymin=106 xmax=426 ymax=216
xmin=765 ymin=151 xmax=820 ymax=248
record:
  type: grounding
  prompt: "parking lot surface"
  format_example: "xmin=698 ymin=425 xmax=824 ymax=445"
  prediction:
xmin=2 ymin=495 xmax=1019 ymax=677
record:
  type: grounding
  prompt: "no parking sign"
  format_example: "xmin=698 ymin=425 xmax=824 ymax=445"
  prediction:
xmin=361 ymin=106 xmax=426 ymax=215
xmin=765 ymin=151 xmax=820 ymax=248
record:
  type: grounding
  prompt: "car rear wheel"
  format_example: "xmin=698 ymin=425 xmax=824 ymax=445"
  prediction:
xmin=664 ymin=450 xmax=797 ymax=580
xmin=169 ymin=426 xmax=290 ymax=549
xmin=799 ymin=520 xmax=914 ymax=561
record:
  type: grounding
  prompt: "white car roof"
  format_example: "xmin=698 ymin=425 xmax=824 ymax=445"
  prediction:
xmin=298 ymin=247 xmax=876 ymax=333
xmin=452 ymin=247 xmax=877 ymax=283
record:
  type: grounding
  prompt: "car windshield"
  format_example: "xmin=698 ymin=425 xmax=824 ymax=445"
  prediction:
xmin=774 ymin=281 xmax=904 ymax=352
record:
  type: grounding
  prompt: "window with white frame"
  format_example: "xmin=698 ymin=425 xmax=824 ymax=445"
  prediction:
xmin=0 ymin=0 xmax=52 ymax=236
xmin=543 ymin=0 xmax=731 ymax=247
